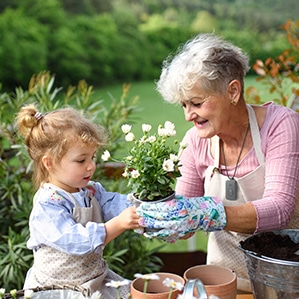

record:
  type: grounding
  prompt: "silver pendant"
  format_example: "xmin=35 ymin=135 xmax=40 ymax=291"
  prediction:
xmin=226 ymin=179 xmax=237 ymax=200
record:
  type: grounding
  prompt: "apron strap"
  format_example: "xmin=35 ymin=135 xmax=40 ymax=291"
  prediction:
xmin=246 ymin=104 xmax=264 ymax=165
xmin=212 ymin=135 xmax=220 ymax=168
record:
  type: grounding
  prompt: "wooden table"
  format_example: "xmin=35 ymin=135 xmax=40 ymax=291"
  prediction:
xmin=237 ymin=295 xmax=253 ymax=299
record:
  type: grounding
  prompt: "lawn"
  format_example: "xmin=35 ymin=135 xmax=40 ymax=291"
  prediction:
xmin=94 ymin=76 xmax=280 ymax=253
xmin=94 ymin=81 xmax=193 ymax=141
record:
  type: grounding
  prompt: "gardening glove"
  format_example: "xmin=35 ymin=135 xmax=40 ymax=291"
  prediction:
xmin=136 ymin=195 xmax=226 ymax=243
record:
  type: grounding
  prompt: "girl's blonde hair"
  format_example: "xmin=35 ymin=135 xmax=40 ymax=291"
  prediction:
xmin=16 ymin=104 xmax=108 ymax=189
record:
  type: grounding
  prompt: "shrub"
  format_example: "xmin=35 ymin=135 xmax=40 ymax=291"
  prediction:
xmin=0 ymin=71 xmax=162 ymax=290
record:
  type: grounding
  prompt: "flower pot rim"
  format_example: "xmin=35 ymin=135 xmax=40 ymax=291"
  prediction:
xmin=183 ymin=265 xmax=237 ymax=287
xmin=131 ymin=192 xmax=175 ymax=204
xmin=131 ymin=272 xmax=185 ymax=295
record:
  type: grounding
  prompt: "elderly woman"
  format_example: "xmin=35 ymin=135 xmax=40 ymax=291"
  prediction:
xmin=137 ymin=33 xmax=299 ymax=292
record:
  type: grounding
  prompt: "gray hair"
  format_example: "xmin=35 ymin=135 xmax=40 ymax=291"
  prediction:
xmin=156 ymin=33 xmax=250 ymax=104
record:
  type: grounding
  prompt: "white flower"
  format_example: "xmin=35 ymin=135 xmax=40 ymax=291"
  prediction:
xmin=101 ymin=150 xmax=111 ymax=161
xmin=162 ymin=278 xmax=184 ymax=291
xmin=122 ymin=170 xmax=129 ymax=178
xmin=169 ymin=154 xmax=178 ymax=162
xmin=131 ymin=169 xmax=140 ymax=178
xmin=125 ymin=132 xmax=135 ymax=142
xmin=164 ymin=121 xmax=176 ymax=136
xmin=121 ymin=124 xmax=132 ymax=134
xmin=106 ymin=280 xmax=130 ymax=288
xmin=158 ymin=126 xmax=168 ymax=137
xmin=164 ymin=121 xmax=175 ymax=131
xmin=134 ymin=273 xmax=160 ymax=281
xmin=90 ymin=290 xmax=102 ymax=299
xmin=0 ymin=289 xmax=5 ymax=296
xmin=24 ymin=289 xmax=34 ymax=299
xmin=146 ymin=135 xmax=156 ymax=143
xmin=140 ymin=135 xmax=147 ymax=143
xmin=163 ymin=159 xmax=174 ymax=172
xmin=142 ymin=124 xmax=152 ymax=133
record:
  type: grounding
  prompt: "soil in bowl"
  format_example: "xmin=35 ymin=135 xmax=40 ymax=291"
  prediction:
xmin=240 ymin=231 xmax=299 ymax=261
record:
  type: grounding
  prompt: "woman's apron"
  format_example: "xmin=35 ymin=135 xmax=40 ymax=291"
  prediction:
xmin=204 ymin=105 xmax=299 ymax=291
xmin=204 ymin=105 xmax=265 ymax=292
xmin=27 ymin=187 xmax=130 ymax=298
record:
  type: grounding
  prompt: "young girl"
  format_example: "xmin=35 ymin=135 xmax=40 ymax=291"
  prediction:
xmin=17 ymin=104 xmax=141 ymax=298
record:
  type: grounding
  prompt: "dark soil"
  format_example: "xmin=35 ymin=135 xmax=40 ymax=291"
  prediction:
xmin=240 ymin=232 xmax=299 ymax=262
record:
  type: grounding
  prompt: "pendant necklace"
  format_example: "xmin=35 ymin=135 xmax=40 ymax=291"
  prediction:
xmin=221 ymin=123 xmax=250 ymax=200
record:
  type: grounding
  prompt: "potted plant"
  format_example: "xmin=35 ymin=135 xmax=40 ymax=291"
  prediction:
xmin=101 ymin=121 xmax=186 ymax=203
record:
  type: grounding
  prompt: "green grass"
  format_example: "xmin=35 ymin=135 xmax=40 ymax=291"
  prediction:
xmin=94 ymin=76 xmax=286 ymax=253
xmin=94 ymin=81 xmax=193 ymax=141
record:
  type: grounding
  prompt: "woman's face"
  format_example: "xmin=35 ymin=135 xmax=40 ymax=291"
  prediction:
xmin=181 ymin=85 xmax=231 ymax=138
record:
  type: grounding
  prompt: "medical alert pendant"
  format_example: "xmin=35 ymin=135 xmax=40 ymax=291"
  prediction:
xmin=226 ymin=178 xmax=237 ymax=200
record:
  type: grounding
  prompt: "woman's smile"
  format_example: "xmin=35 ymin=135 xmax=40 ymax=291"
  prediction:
xmin=194 ymin=119 xmax=208 ymax=128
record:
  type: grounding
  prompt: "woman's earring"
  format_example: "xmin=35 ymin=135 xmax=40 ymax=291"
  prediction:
xmin=231 ymin=100 xmax=237 ymax=106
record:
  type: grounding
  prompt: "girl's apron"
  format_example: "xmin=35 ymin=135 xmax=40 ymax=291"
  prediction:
xmin=28 ymin=187 xmax=130 ymax=298
xmin=204 ymin=105 xmax=299 ymax=292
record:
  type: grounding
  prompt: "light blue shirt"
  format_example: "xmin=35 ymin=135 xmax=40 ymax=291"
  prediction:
xmin=27 ymin=181 xmax=130 ymax=255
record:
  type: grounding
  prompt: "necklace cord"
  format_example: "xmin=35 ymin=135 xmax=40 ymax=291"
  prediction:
xmin=221 ymin=123 xmax=250 ymax=179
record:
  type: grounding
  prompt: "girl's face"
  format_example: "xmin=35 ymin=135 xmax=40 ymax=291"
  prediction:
xmin=181 ymin=85 xmax=231 ymax=138
xmin=48 ymin=142 xmax=97 ymax=193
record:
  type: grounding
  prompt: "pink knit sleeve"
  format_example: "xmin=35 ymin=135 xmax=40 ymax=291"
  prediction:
xmin=251 ymin=105 xmax=299 ymax=232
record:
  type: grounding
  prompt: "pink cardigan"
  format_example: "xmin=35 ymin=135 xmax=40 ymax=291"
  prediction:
xmin=176 ymin=103 xmax=299 ymax=232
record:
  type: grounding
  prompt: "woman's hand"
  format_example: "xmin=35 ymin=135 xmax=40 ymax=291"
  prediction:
xmin=136 ymin=195 xmax=226 ymax=243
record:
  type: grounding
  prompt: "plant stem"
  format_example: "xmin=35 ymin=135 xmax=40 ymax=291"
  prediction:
xmin=167 ymin=289 xmax=173 ymax=299
xmin=143 ymin=280 xmax=149 ymax=299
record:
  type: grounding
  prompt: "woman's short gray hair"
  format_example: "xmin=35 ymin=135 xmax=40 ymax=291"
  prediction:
xmin=156 ymin=33 xmax=250 ymax=104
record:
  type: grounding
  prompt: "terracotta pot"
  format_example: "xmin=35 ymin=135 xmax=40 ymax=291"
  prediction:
xmin=130 ymin=272 xmax=184 ymax=299
xmin=183 ymin=265 xmax=237 ymax=299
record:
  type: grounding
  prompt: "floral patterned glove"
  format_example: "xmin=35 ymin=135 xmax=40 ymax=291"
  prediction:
xmin=136 ymin=195 xmax=226 ymax=243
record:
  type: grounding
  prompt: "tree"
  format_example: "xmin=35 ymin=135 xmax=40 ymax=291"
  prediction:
xmin=0 ymin=9 xmax=48 ymax=89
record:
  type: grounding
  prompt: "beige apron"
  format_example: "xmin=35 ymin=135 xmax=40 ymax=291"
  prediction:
xmin=204 ymin=104 xmax=299 ymax=292
xmin=28 ymin=186 xmax=130 ymax=298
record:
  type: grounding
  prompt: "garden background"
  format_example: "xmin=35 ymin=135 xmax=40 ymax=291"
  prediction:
xmin=0 ymin=0 xmax=298 ymax=291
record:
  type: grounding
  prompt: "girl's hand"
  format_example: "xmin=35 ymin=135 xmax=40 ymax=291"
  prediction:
xmin=118 ymin=206 xmax=141 ymax=230
xmin=104 ymin=206 xmax=141 ymax=244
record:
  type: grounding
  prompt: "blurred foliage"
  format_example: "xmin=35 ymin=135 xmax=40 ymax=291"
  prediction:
xmin=0 ymin=71 xmax=162 ymax=290
xmin=246 ymin=19 xmax=299 ymax=111
xmin=0 ymin=0 xmax=298 ymax=89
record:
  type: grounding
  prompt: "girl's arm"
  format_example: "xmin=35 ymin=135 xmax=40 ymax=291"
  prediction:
xmin=104 ymin=206 xmax=141 ymax=244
